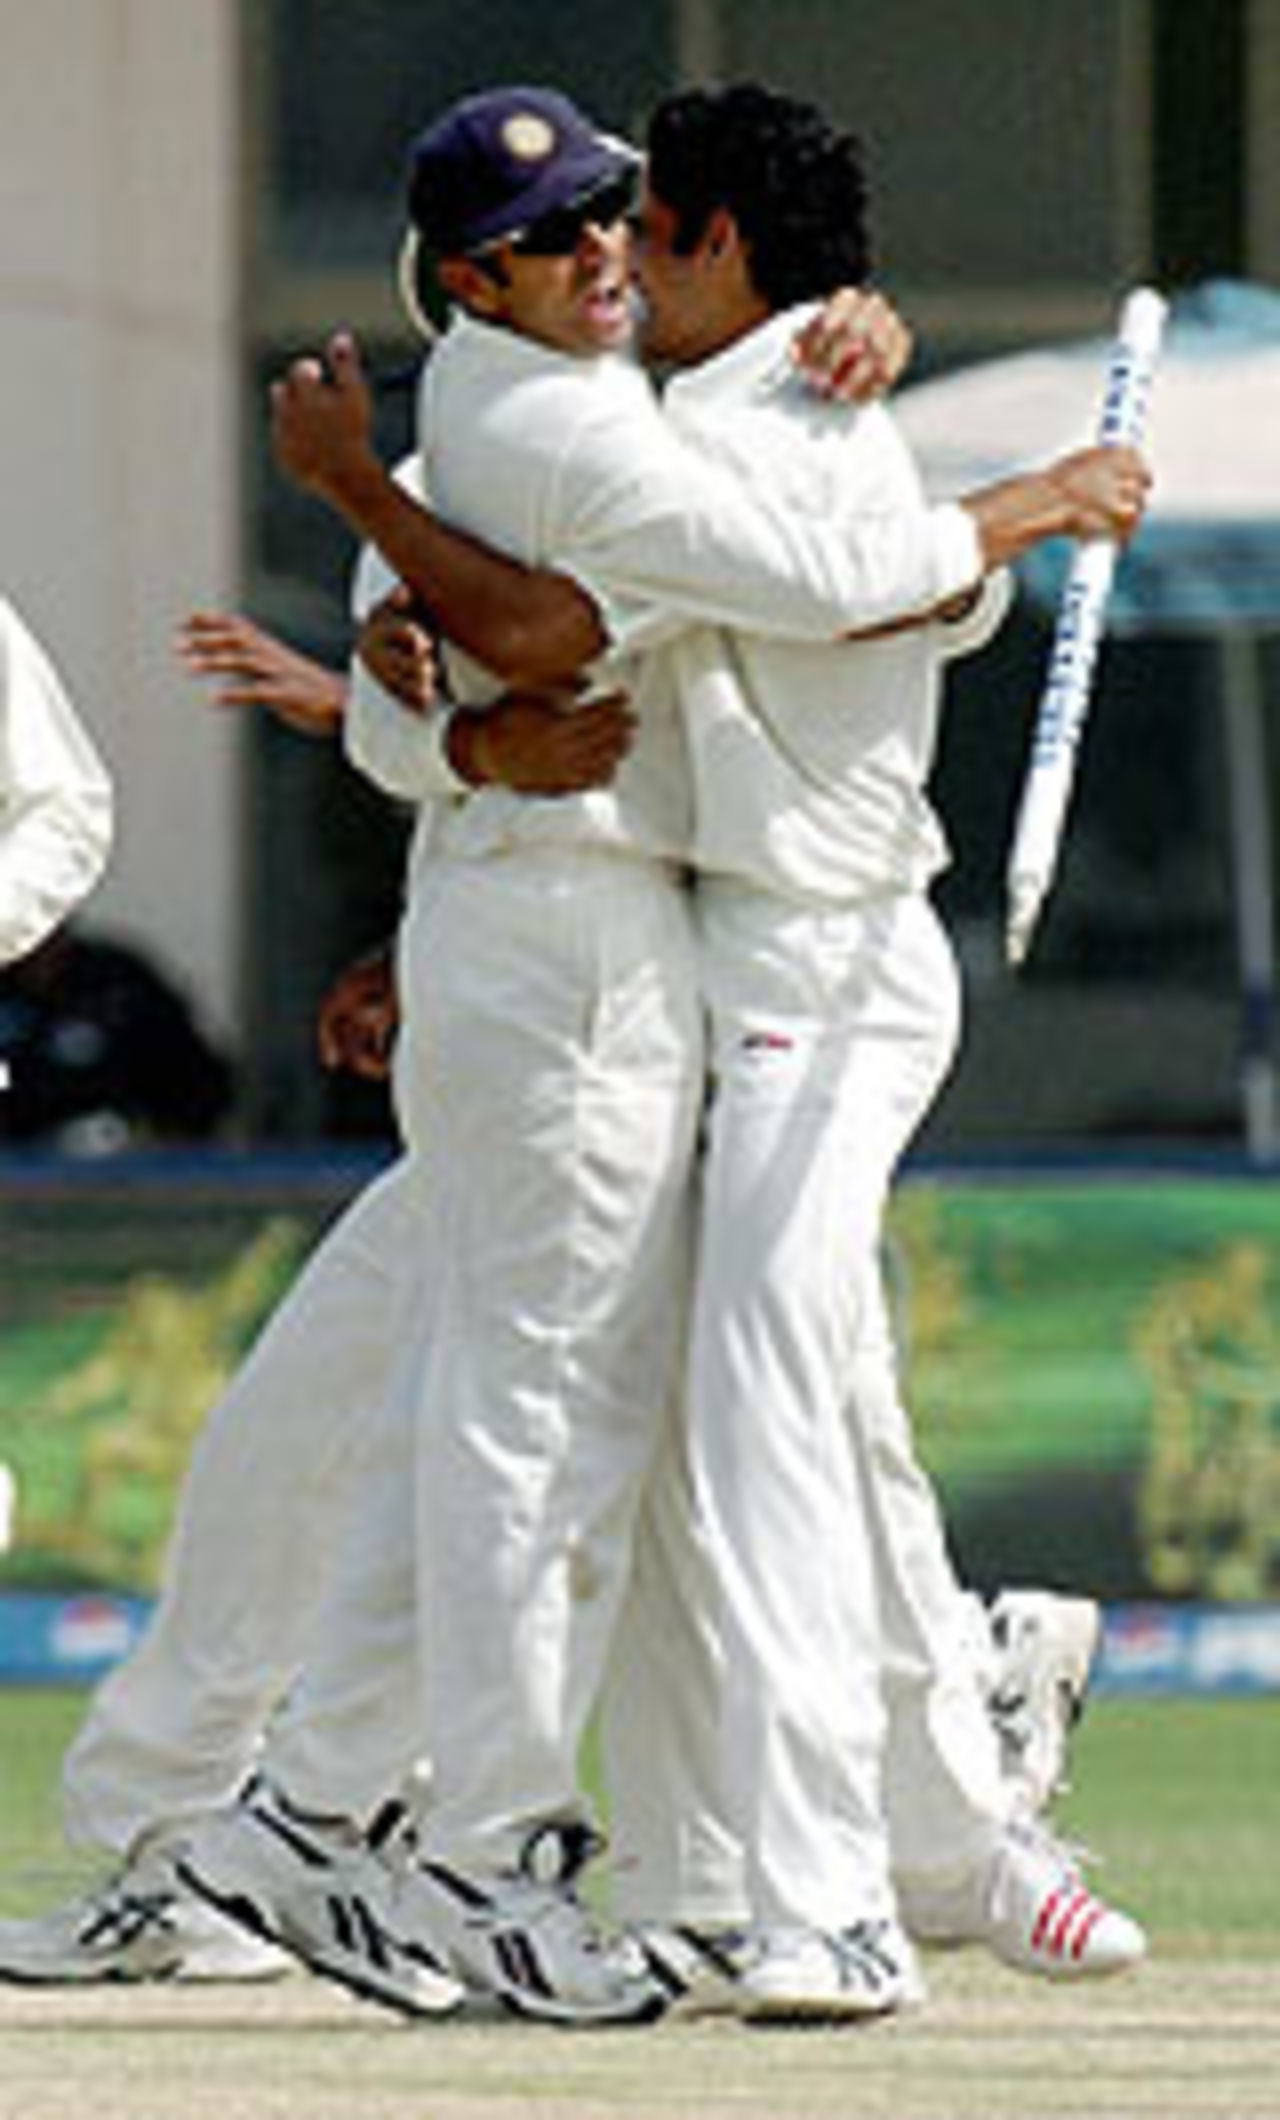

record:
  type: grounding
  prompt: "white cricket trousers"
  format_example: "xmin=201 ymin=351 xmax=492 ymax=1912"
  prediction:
xmin=270 ymin=846 xmax=704 ymax=1874
xmin=61 ymin=1162 xmax=418 ymax=1855
xmin=607 ymin=883 xmax=1010 ymax=1930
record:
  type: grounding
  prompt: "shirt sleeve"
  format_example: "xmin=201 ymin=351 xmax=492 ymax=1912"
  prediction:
xmin=0 ymin=602 xmax=113 ymax=965
xmin=549 ymin=397 xmax=985 ymax=652
xmin=341 ymin=461 xmax=473 ymax=805
xmin=343 ymin=652 xmax=469 ymax=802
xmin=935 ymin=567 xmax=1014 ymax=661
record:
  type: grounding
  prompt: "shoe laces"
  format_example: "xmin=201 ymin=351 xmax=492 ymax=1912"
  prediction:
xmin=78 ymin=1870 xmax=177 ymax=1949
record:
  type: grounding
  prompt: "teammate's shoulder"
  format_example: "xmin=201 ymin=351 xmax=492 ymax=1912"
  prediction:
xmin=558 ymin=358 xmax=664 ymax=455
xmin=573 ymin=352 xmax=657 ymax=410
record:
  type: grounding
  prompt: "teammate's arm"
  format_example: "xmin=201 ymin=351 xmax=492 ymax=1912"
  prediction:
xmin=356 ymin=594 xmax=634 ymax=795
xmin=272 ymin=338 xmax=604 ymax=682
xmin=273 ymin=332 xmax=1147 ymax=677
xmin=790 ymin=287 xmax=912 ymax=402
xmin=962 ymin=450 xmax=1150 ymax=568
xmin=178 ymin=611 xmax=349 ymax=738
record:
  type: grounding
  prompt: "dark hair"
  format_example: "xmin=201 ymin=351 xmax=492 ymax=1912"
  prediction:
xmin=645 ymin=82 xmax=872 ymax=309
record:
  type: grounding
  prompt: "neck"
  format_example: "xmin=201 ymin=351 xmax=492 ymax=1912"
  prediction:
xmin=687 ymin=286 xmax=773 ymax=364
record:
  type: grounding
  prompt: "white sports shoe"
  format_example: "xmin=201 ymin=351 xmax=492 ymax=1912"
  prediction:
xmin=734 ymin=1919 xmax=924 ymax=2024
xmin=0 ymin=1845 xmax=290 ymax=1986
xmin=175 ymin=1782 xmax=463 ymax=2018
xmin=987 ymin=1589 xmax=1102 ymax=1813
xmin=390 ymin=1823 xmax=672 ymax=2025
xmin=636 ymin=1923 xmax=758 ymax=2019
xmin=905 ymin=1819 xmax=1147 ymax=1980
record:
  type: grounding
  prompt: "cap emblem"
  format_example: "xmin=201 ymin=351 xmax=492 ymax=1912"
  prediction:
xmin=502 ymin=112 xmax=557 ymax=161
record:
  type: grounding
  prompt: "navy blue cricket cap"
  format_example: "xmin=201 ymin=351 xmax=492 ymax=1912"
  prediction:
xmin=405 ymin=85 xmax=638 ymax=257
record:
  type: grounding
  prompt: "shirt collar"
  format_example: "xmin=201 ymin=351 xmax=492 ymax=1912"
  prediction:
xmin=439 ymin=308 xmax=639 ymax=384
xmin=663 ymin=302 xmax=821 ymax=412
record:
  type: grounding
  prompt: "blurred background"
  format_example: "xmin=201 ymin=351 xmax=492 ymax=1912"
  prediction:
xmin=1 ymin=0 xmax=1277 ymax=1152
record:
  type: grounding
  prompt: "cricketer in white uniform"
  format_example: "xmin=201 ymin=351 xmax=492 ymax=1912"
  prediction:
xmin=0 ymin=597 xmax=112 ymax=968
xmin=188 ymin=86 xmax=1148 ymax=2019
xmin=581 ymin=85 xmax=1144 ymax=1999
xmin=548 ymin=87 xmax=1144 ymax=2000
xmin=173 ymin=87 xmax=1032 ymax=2022
xmin=253 ymin=171 xmax=988 ymax=2017
xmin=614 ymin=322 xmax=1010 ymax=1950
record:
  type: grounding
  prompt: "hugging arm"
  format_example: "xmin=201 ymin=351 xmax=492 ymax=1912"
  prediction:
xmin=272 ymin=336 xmax=603 ymax=683
xmin=274 ymin=333 xmax=1147 ymax=686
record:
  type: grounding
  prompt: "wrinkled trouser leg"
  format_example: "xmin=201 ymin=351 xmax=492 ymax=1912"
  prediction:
xmin=270 ymin=852 xmax=702 ymax=1871
xmin=62 ymin=1163 xmax=417 ymax=1854
xmin=616 ymin=888 xmax=1008 ymax=1930
xmin=405 ymin=855 xmax=702 ymax=1873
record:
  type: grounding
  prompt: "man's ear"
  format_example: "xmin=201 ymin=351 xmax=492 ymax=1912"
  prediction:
xmin=702 ymin=207 xmax=741 ymax=264
xmin=438 ymin=256 xmax=503 ymax=317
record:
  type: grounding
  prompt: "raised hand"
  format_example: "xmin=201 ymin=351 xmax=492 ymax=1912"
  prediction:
xmin=178 ymin=611 xmax=346 ymax=737
xmin=792 ymin=288 xmax=913 ymax=404
xmin=271 ymin=331 xmax=379 ymax=504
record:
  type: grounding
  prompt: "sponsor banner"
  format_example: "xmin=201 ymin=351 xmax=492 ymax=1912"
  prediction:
xmin=1098 ymin=1602 xmax=1280 ymax=1696
xmin=4 ymin=1160 xmax=1280 ymax=1605
xmin=0 ymin=1590 xmax=152 ymax=1683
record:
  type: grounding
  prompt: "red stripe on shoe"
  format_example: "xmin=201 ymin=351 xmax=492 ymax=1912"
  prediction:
xmin=1047 ymin=1891 xmax=1094 ymax=1958
xmin=1069 ymin=1898 xmax=1107 ymax=1961
xmin=1030 ymin=1890 xmax=1064 ymax=1954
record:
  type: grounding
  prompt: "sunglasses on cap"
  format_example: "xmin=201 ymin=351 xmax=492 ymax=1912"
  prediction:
xmin=491 ymin=173 xmax=638 ymax=258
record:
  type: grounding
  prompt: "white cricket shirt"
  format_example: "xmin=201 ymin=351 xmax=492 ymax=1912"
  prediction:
xmin=346 ymin=312 xmax=987 ymax=875
xmin=0 ymin=599 xmax=113 ymax=965
xmin=660 ymin=306 xmax=1009 ymax=906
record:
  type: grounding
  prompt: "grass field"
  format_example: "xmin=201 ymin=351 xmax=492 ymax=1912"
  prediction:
xmin=1 ymin=1688 xmax=1278 ymax=2118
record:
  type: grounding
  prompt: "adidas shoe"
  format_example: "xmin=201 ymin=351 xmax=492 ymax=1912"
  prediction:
xmin=735 ymin=1919 xmax=924 ymax=2025
xmin=175 ymin=1781 xmax=462 ymax=2018
xmin=905 ymin=1819 xmax=1147 ymax=1980
xmin=391 ymin=1822 xmax=671 ymax=2026
xmin=0 ymin=1846 xmax=290 ymax=1986
xmin=987 ymin=1589 xmax=1102 ymax=1813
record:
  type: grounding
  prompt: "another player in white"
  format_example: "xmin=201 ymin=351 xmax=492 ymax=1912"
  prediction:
xmin=0 ymin=594 xmax=111 ymax=1731
xmin=0 ymin=598 xmax=112 ymax=971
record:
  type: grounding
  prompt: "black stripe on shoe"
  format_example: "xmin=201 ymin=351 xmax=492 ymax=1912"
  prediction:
xmin=679 ymin=1925 xmax=751 ymax=1980
xmin=80 ymin=1895 xmax=175 ymax=1951
xmin=172 ymin=1862 xmax=284 ymax=1951
xmin=492 ymin=1927 xmax=556 ymax=2001
xmin=834 ymin=1924 xmax=899 ymax=1992
xmin=326 ymin=1891 xmax=392 ymax=1972
xmin=418 ymin=1861 xmax=495 ymax=1913
xmin=247 ymin=1802 xmax=341 ymax=1871
xmin=636 ymin=1936 xmax=690 ymax=2003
